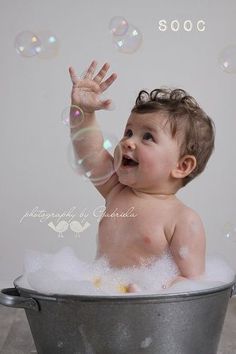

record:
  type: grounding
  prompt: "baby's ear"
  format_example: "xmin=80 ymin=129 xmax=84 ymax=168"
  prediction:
xmin=171 ymin=155 xmax=197 ymax=179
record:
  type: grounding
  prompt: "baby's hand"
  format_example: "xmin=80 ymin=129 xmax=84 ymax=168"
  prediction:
xmin=69 ymin=61 xmax=117 ymax=114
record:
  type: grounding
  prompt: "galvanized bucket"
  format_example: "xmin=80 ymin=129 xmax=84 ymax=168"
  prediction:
xmin=0 ymin=275 xmax=235 ymax=354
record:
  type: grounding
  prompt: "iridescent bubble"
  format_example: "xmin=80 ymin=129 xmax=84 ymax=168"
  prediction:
xmin=222 ymin=221 xmax=236 ymax=242
xmin=112 ymin=24 xmax=142 ymax=54
xmin=102 ymin=130 xmax=121 ymax=157
xmin=14 ymin=31 xmax=41 ymax=57
xmin=218 ymin=45 xmax=236 ymax=74
xmin=67 ymin=140 xmax=87 ymax=179
xmin=79 ymin=151 xmax=115 ymax=185
xmin=36 ymin=30 xmax=59 ymax=59
xmin=61 ymin=105 xmax=84 ymax=128
xmin=109 ymin=16 xmax=129 ymax=36
xmin=68 ymin=127 xmax=122 ymax=185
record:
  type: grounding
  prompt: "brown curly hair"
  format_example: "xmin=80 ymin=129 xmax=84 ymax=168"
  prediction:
xmin=131 ymin=88 xmax=215 ymax=186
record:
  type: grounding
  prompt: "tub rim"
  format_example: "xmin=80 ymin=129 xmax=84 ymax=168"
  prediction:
xmin=13 ymin=275 xmax=236 ymax=303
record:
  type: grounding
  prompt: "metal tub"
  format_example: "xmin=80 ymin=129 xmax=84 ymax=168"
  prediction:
xmin=0 ymin=275 xmax=235 ymax=354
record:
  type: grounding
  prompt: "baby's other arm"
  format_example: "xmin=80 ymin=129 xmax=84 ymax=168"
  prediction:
xmin=167 ymin=208 xmax=206 ymax=287
xmin=120 ymin=209 xmax=206 ymax=294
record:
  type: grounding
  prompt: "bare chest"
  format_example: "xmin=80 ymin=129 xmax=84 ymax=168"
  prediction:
xmin=97 ymin=189 xmax=175 ymax=264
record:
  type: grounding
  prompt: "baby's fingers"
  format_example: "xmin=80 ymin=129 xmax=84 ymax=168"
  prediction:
xmin=83 ymin=60 xmax=97 ymax=80
xmin=69 ymin=66 xmax=79 ymax=86
xmin=100 ymin=73 xmax=117 ymax=92
xmin=94 ymin=63 xmax=110 ymax=84
xmin=100 ymin=98 xmax=112 ymax=110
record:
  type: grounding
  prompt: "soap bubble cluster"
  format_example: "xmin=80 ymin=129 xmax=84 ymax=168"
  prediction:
xmin=218 ymin=45 xmax=236 ymax=74
xmin=35 ymin=30 xmax=59 ymax=59
xmin=14 ymin=30 xmax=59 ymax=59
xmin=14 ymin=31 xmax=41 ymax=57
xmin=109 ymin=16 xmax=142 ymax=54
xmin=67 ymin=127 xmax=122 ymax=186
xmin=16 ymin=246 xmax=235 ymax=296
xmin=109 ymin=16 xmax=129 ymax=36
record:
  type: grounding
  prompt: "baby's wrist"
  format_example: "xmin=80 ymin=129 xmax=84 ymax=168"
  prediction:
xmin=70 ymin=104 xmax=96 ymax=120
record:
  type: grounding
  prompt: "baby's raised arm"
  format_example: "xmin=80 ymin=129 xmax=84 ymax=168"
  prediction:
xmin=167 ymin=208 xmax=206 ymax=287
xmin=69 ymin=61 xmax=120 ymax=198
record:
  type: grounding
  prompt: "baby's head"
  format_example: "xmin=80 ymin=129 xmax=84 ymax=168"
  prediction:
xmin=132 ymin=88 xmax=215 ymax=187
xmin=116 ymin=88 xmax=215 ymax=193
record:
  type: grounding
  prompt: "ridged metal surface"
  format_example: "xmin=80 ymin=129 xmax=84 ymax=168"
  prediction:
xmin=0 ymin=277 xmax=235 ymax=354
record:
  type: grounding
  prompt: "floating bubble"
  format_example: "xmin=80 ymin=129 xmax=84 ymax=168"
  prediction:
xmin=222 ymin=221 xmax=236 ymax=242
xmin=61 ymin=105 xmax=84 ymax=128
xmin=68 ymin=127 xmax=122 ymax=185
xmin=14 ymin=31 xmax=41 ymax=57
xmin=109 ymin=16 xmax=129 ymax=36
xmin=218 ymin=45 xmax=236 ymax=74
xmin=82 ymin=152 xmax=115 ymax=185
xmin=112 ymin=24 xmax=142 ymax=54
xmin=106 ymin=134 xmax=123 ymax=171
xmin=67 ymin=140 xmax=89 ymax=179
xmin=36 ymin=30 xmax=59 ymax=59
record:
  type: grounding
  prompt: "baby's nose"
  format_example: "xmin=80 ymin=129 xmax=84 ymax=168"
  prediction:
xmin=123 ymin=138 xmax=136 ymax=150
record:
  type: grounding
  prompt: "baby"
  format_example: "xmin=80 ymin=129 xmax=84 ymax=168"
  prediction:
xmin=68 ymin=61 xmax=215 ymax=292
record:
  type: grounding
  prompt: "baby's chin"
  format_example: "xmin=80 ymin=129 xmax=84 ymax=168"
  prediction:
xmin=116 ymin=174 xmax=135 ymax=187
xmin=116 ymin=170 xmax=139 ymax=183
xmin=116 ymin=170 xmax=156 ymax=192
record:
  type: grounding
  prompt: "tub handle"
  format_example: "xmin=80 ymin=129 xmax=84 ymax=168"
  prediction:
xmin=231 ymin=283 xmax=236 ymax=297
xmin=0 ymin=288 xmax=39 ymax=311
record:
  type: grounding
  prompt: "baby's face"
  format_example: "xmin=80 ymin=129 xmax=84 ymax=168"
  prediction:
xmin=114 ymin=112 xmax=181 ymax=192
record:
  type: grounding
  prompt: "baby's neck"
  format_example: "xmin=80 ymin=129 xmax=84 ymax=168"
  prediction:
xmin=130 ymin=188 xmax=177 ymax=200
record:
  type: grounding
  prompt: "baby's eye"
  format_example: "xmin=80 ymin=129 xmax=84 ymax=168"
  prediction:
xmin=124 ymin=129 xmax=133 ymax=138
xmin=143 ymin=132 xmax=154 ymax=141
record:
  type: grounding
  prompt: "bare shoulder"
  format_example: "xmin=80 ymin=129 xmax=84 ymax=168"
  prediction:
xmin=179 ymin=204 xmax=203 ymax=223
xmin=172 ymin=197 xmax=203 ymax=224
xmin=170 ymin=201 xmax=205 ymax=242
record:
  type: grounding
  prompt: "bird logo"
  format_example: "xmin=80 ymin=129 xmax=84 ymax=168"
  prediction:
xmin=48 ymin=220 xmax=90 ymax=238
xmin=69 ymin=220 xmax=90 ymax=237
xmin=48 ymin=221 xmax=69 ymax=238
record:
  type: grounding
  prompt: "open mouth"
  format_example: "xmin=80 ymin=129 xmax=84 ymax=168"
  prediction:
xmin=122 ymin=155 xmax=139 ymax=167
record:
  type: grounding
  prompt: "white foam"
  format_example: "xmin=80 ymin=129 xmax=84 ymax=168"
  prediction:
xmin=16 ymin=246 xmax=235 ymax=296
